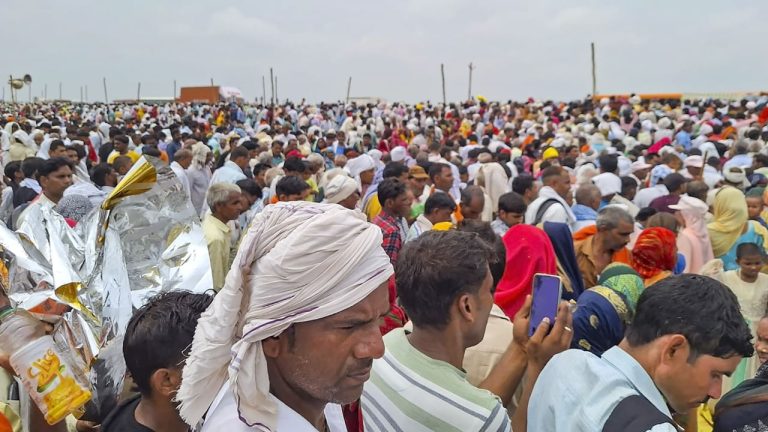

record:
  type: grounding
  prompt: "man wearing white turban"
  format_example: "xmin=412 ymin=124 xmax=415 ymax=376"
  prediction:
xmin=322 ymin=174 xmax=360 ymax=210
xmin=178 ymin=202 xmax=393 ymax=432
xmin=344 ymin=154 xmax=376 ymax=196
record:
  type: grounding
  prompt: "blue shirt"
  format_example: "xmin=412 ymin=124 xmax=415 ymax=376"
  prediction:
xmin=528 ymin=346 xmax=678 ymax=432
xmin=675 ymin=131 xmax=691 ymax=151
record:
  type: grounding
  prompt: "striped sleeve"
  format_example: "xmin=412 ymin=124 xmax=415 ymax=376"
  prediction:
xmin=362 ymin=348 xmax=512 ymax=432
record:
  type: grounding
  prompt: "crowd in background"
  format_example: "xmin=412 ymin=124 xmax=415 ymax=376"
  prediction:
xmin=1 ymin=94 xmax=768 ymax=431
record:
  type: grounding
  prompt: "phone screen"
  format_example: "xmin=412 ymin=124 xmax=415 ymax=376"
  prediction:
xmin=529 ymin=274 xmax=562 ymax=336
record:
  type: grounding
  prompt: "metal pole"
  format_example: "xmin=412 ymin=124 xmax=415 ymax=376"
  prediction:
xmin=346 ymin=77 xmax=352 ymax=104
xmin=59 ymin=82 xmax=62 ymax=100
xmin=262 ymin=75 xmax=266 ymax=105
xmin=468 ymin=62 xmax=474 ymax=101
xmin=173 ymin=80 xmax=177 ymax=101
xmin=44 ymin=84 xmax=47 ymax=100
xmin=441 ymin=64 xmax=446 ymax=105
xmin=275 ymin=76 xmax=279 ymax=104
xmin=591 ymin=42 xmax=597 ymax=97
xmin=137 ymin=82 xmax=141 ymax=101
xmin=210 ymin=78 xmax=214 ymax=86
xmin=2 ymin=86 xmax=5 ymax=102
xmin=103 ymin=77 xmax=108 ymax=103
xmin=269 ymin=68 xmax=274 ymax=105
xmin=28 ymin=84 xmax=32 ymax=102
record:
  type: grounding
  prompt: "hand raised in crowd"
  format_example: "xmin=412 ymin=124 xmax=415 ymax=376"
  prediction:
xmin=528 ymin=301 xmax=573 ymax=371
xmin=512 ymin=295 xmax=533 ymax=352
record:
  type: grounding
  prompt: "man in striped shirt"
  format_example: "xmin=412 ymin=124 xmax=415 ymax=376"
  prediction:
xmin=362 ymin=230 xmax=573 ymax=431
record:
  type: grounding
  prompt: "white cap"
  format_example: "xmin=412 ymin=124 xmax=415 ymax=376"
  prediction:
xmin=618 ymin=157 xmax=632 ymax=177
xmin=322 ymin=175 xmax=358 ymax=204
xmin=723 ymin=166 xmax=750 ymax=189
xmin=684 ymin=155 xmax=704 ymax=168
xmin=592 ymin=173 xmax=622 ymax=197
xmin=390 ymin=146 xmax=406 ymax=162
xmin=669 ymin=195 xmax=709 ymax=214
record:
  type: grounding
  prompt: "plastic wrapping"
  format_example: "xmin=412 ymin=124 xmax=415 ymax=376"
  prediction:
xmin=0 ymin=155 xmax=213 ymax=422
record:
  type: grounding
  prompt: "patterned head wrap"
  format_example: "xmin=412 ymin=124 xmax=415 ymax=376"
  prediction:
xmin=631 ymin=227 xmax=677 ymax=279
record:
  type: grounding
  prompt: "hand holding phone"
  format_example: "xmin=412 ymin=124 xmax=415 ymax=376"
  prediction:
xmin=528 ymin=274 xmax=563 ymax=337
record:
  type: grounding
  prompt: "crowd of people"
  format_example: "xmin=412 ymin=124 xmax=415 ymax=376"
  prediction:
xmin=1 ymin=94 xmax=768 ymax=431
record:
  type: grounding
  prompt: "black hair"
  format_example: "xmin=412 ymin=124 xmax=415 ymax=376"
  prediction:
xmin=736 ymin=242 xmax=764 ymax=260
xmin=456 ymin=221 xmax=506 ymax=289
xmin=424 ymin=192 xmax=456 ymax=215
xmin=397 ymin=230 xmax=496 ymax=328
xmin=142 ymin=146 xmax=161 ymax=158
xmin=48 ymin=139 xmax=67 ymax=154
xmin=230 ymin=145 xmax=250 ymax=160
xmin=37 ymin=157 xmax=74 ymax=180
xmin=663 ymin=173 xmax=687 ymax=193
xmin=282 ymin=157 xmax=306 ymax=174
xmin=428 ymin=162 xmax=450 ymax=182
xmin=90 ymin=163 xmax=114 ymax=187
xmin=123 ymin=291 xmax=213 ymax=395
xmin=240 ymin=140 xmax=257 ymax=151
xmin=4 ymin=161 xmax=21 ymax=182
xmin=383 ymin=162 xmax=409 ymax=179
xmin=598 ymin=153 xmax=619 ymax=174
xmin=275 ymin=175 xmax=310 ymax=197
xmin=69 ymin=143 xmax=86 ymax=160
xmin=253 ymin=163 xmax=270 ymax=177
xmin=377 ymin=178 xmax=407 ymax=207
xmin=511 ymin=174 xmax=535 ymax=195
xmin=621 ymin=176 xmax=638 ymax=195
xmin=498 ymin=192 xmax=527 ymax=214
xmin=540 ymin=166 xmax=565 ymax=184
xmin=636 ymin=207 xmax=658 ymax=223
xmin=21 ymin=157 xmax=45 ymax=180
xmin=236 ymin=178 xmax=263 ymax=199
xmin=625 ymin=275 xmax=753 ymax=359
xmin=114 ymin=135 xmax=130 ymax=145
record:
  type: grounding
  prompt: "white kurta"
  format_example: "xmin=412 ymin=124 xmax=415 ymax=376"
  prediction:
xmin=202 ymin=383 xmax=347 ymax=432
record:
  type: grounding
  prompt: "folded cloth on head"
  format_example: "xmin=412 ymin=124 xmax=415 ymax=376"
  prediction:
xmin=177 ymin=202 xmax=393 ymax=431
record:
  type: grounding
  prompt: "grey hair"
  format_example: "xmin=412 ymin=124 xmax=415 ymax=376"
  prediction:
xmin=305 ymin=153 xmax=324 ymax=170
xmin=595 ymin=206 xmax=633 ymax=231
xmin=265 ymin=167 xmax=285 ymax=186
xmin=206 ymin=183 xmax=242 ymax=211
xmin=575 ymin=184 xmax=601 ymax=206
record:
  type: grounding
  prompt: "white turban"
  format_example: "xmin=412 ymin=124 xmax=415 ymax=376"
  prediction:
xmin=390 ymin=146 xmax=406 ymax=162
xmin=345 ymin=154 xmax=375 ymax=178
xmin=322 ymin=175 xmax=358 ymax=204
xmin=178 ymin=202 xmax=393 ymax=430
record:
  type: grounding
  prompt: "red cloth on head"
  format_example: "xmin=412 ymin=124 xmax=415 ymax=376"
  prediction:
xmin=495 ymin=224 xmax=558 ymax=319
xmin=631 ymin=227 xmax=677 ymax=279
xmin=647 ymin=137 xmax=671 ymax=154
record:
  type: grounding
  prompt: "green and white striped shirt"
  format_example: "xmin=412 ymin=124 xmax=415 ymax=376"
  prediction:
xmin=361 ymin=328 xmax=512 ymax=432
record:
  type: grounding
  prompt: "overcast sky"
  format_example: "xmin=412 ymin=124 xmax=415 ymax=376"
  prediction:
xmin=2 ymin=1 xmax=765 ymax=103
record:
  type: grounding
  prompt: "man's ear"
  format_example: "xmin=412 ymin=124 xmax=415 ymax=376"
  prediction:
xmin=456 ymin=293 xmax=475 ymax=323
